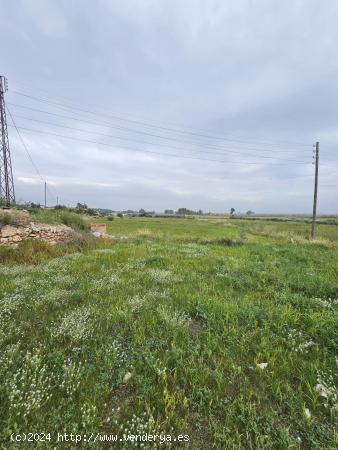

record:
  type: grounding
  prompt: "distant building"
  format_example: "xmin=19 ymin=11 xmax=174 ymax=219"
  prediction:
xmin=164 ymin=209 xmax=174 ymax=214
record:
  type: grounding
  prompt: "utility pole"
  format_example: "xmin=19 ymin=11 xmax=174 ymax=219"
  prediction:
xmin=0 ymin=75 xmax=15 ymax=207
xmin=44 ymin=181 xmax=47 ymax=208
xmin=311 ymin=141 xmax=319 ymax=240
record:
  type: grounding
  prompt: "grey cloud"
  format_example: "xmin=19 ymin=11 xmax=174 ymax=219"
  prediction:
xmin=1 ymin=0 xmax=337 ymax=213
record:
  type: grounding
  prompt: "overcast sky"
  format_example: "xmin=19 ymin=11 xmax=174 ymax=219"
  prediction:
xmin=1 ymin=0 xmax=337 ymax=213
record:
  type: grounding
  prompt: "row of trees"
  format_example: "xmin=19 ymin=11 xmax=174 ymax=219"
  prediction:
xmin=164 ymin=208 xmax=255 ymax=216
xmin=230 ymin=208 xmax=255 ymax=216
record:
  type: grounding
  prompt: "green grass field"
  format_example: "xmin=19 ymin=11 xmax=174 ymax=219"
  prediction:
xmin=0 ymin=217 xmax=337 ymax=448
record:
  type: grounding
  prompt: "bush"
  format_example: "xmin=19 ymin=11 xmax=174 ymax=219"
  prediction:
xmin=24 ymin=208 xmax=89 ymax=232
xmin=107 ymin=216 xmax=114 ymax=221
xmin=0 ymin=213 xmax=12 ymax=226
xmin=28 ymin=208 xmax=57 ymax=224
xmin=200 ymin=237 xmax=243 ymax=246
xmin=74 ymin=207 xmax=97 ymax=216
xmin=59 ymin=212 xmax=89 ymax=231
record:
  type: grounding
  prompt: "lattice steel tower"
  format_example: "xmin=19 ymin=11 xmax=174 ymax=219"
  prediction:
xmin=0 ymin=75 xmax=15 ymax=206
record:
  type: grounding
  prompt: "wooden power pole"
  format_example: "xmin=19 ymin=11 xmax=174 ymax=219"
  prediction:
xmin=311 ymin=141 xmax=319 ymax=240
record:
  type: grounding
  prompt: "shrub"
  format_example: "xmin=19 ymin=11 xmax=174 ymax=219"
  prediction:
xmin=107 ymin=216 xmax=114 ymax=221
xmin=200 ymin=237 xmax=243 ymax=246
xmin=28 ymin=208 xmax=57 ymax=224
xmin=0 ymin=213 xmax=12 ymax=226
xmin=59 ymin=212 xmax=89 ymax=231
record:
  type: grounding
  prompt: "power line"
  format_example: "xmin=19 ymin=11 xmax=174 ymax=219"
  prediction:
xmin=10 ymin=97 xmax=309 ymax=156
xmin=10 ymin=113 xmax=311 ymax=164
xmin=8 ymin=124 xmax=311 ymax=166
xmin=6 ymin=105 xmax=57 ymax=203
xmin=6 ymin=106 xmax=45 ymax=183
xmin=6 ymin=81 xmax=334 ymax=220
xmin=14 ymin=80 xmax=312 ymax=147
xmin=14 ymin=81 xmax=315 ymax=150
xmin=8 ymin=102 xmax=312 ymax=157
xmin=10 ymin=89 xmax=311 ymax=148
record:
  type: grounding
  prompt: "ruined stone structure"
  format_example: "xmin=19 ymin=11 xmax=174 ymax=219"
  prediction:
xmin=0 ymin=222 xmax=77 ymax=246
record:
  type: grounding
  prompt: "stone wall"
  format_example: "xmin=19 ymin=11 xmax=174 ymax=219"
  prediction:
xmin=0 ymin=222 xmax=78 ymax=246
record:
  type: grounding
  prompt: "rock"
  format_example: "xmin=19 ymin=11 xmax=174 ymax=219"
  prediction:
xmin=123 ymin=372 xmax=132 ymax=383
xmin=92 ymin=231 xmax=102 ymax=238
xmin=1 ymin=222 xmax=78 ymax=247
xmin=1 ymin=225 xmax=18 ymax=238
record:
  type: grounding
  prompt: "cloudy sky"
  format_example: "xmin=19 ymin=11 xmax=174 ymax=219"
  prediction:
xmin=1 ymin=0 xmax=338 ymax=213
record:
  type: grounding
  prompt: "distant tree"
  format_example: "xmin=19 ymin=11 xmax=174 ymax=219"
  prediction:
xmin=246 ymin=210 xmax=254 ymax=216
xmin=30 ymin=202 xmax=41 ymax=209
xmin=117 ymin=212 xmax=123 ymax=218
xmin=197 ymin=209 xmax=203 ymax=215
xmin=76 ymin=202 xmax=87 ymax=209
xmin=176 ymin=207 xmax=196 ymax=215
xmin=164 ymin=209 xmax=174 ymax=215
xmin=230 ymin=207 xmax=235 ymax=217
xmin=86 ymin=208 xmax=99 ymax=216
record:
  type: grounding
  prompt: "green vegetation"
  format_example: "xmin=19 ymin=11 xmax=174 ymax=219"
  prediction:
xmin=58 ymin=211 xmax=89 ymax=231
xmin=0 ymin=236 xmax=101 ymax=265
xmin=24 ymin=208 xmax=89 ymax=232
xmin=0 ymin=218 xmax=337 ymax=448
xmin=0 ymin=213 xmax=12 ymax=226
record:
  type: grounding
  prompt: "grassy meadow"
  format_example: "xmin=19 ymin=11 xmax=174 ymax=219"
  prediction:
xmin=0 ymin=216 xmax=337 ymax=448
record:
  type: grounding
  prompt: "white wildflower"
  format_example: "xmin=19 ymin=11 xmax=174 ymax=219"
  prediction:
xmin=315 ymin=383 xmax=328 ymax=399
xmin=282 ymin=328 xmax=314 ymax=354
xmin=256 ymin=362 xmax=268 ymax=369
xmin=314 ymin=370 xmax=338 ymax=411
xmin=128 ymin=294 xmax=145 ymax=313
xmin=51 ymin=306 xmax=94 ymax=342
xmin=158 ymin=306 xmax=191 ymax=328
